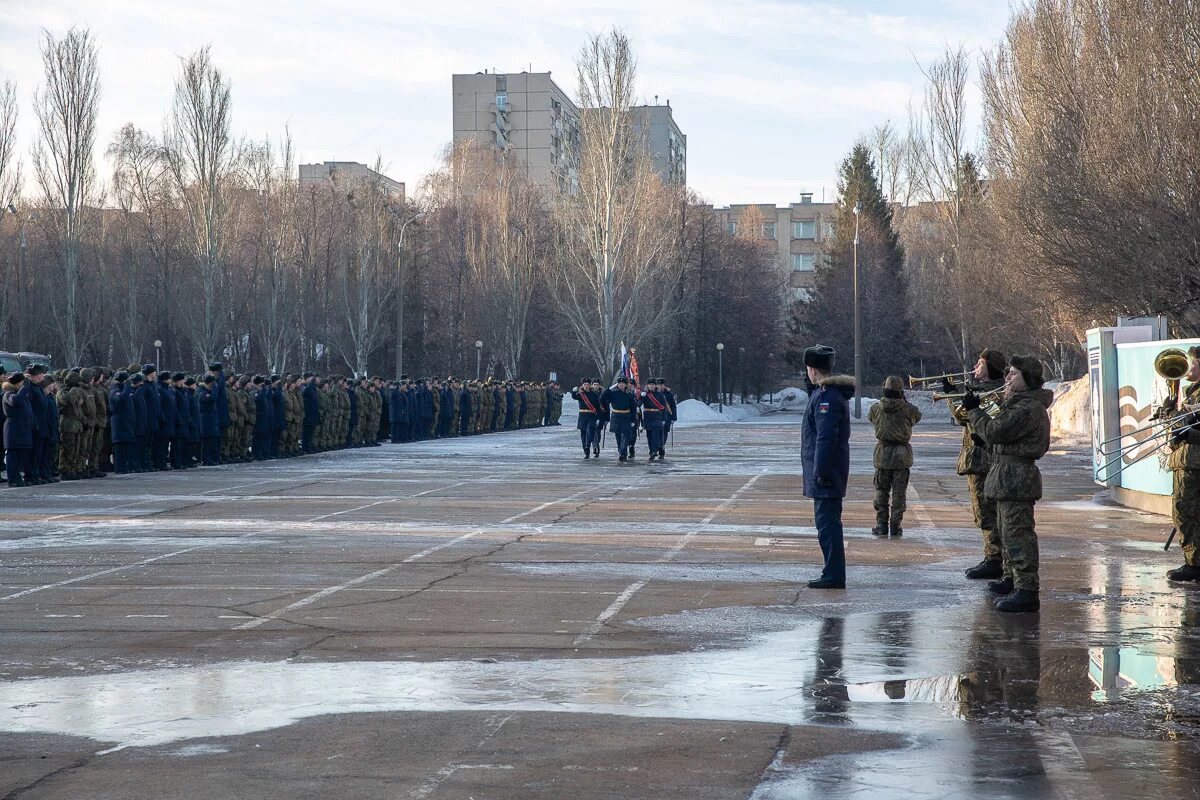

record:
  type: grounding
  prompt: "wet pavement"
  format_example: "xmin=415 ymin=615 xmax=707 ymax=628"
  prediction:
xmin=2 ymin=414 xmax=1199 ymax=798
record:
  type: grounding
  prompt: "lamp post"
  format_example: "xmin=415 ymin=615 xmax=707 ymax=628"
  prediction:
xmin=475 ymin=340 xmax=483 ymax=380
xmin=154 ymin=340 xmax=162 ymax=372
xmin=393 ymin=211 xmax=423 ymax=380
xmin=766 ymin=351 xmax=774 ymax=403
xmin=716 ymin=342 xmax=725 ymax=412
xmin=852 ymin=201 xmax=862 ymax=419
xmin=738 ymin=346 xmax=745 ymax=403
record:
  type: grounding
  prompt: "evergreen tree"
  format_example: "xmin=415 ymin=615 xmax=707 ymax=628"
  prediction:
xmin=788 ymin=144 xmax=914 ymax=386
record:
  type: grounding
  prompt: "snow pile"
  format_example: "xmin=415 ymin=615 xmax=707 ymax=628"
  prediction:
xmin=675 ymin=399 xmax=728 ymax=424
xmin=776 ymin=387 xmax=808 ymax=410
xmin=1050 ymin=378 xmax=1091 ymax=443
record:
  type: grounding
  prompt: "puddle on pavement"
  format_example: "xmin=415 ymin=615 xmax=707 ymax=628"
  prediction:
xmin=4 ymin=600 xmax=1200 ymax=753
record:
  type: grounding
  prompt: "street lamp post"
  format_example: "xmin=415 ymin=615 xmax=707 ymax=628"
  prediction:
xmin=154 ymin=340 xmax=162 ymax=372
xmin=475 ymin=340 xmax=483 ymax=380
xmin=394 ymin=212 xmax=423 ymax=380
xmin=716 ymin=343 xmax=725 ymax=412
xmin=852 ymin=202 xmax=862 ymax=419
xmin=738 ymin=346 xmax=745 ymax=403
xmin=767 ymin=352 xmax=774 ymax=403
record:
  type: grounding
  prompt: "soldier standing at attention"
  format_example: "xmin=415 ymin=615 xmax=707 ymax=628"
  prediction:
xmin=3 ymin=372 xmax=34 ymax=487
xmin=601 ymin=376 xmax=637 ymax=462
xmin=109 ymin=371 xmax=135 ymax=474
xmin=198 ymin=375 xmax=220 ymax=465
xmin=801 ymin=345 xmax=854 ymax=590
xmin=867 ymin=376 xmax=922 ymax=538
xmin=1162 ymin=346 xmax=1200 ymax=583
xmin=956 ymin=350 xmax=1007 ymax=580
xmin=963 ymin=355 xmax=1053 ymax=613
xmin=57 ymin=372 xmax=85 ymax=480
xmin=209 ymin=363 xmax=228 ymax=464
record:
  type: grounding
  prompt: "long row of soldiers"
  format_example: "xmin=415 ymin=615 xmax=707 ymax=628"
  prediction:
xmin=2 ymin=361 xmax=564 ymax=487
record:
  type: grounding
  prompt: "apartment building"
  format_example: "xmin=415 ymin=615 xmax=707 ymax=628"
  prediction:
xmin=452 ymin=71 xmax=687 ymax=190
xmin=298 ymin=161 xmax=406 ymax=200
xmin=712 ymin=193 xmax=835 ymax=302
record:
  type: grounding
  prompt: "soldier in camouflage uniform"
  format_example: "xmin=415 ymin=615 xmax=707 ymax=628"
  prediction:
xmin=239 ymin=376 xmax=257 ymax=461
xmin=428 ymin=379 xmax=441 ymax=439
xmin=223 ymin=374 xmax=240 ymax=463
xmin=867 ymin=376 xmax=922 ymax=537
xmin=91 ymin=369 xmax=109 ymax=476
xmin=57 ymin=372 xmax=86 ymax=480
xmin=954 ymin=349 xmax=1007 ymax=580
xmin=78 ymin=368 xmax=101 ymax=478
xmin=1165 ymin=346 xmax=1200 ymax=583
xmin=965 ymin=355 xmax=1053 ymax=613
xmin=283 ymin=376 xmax=301 ymax=456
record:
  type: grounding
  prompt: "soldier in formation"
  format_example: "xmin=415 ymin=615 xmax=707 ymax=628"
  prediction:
xmin=867 ymin=376 xmax=922 ymax=538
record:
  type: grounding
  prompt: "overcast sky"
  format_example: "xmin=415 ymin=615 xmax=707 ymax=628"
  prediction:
xmin=0 ymin=0 xmax=1010 ymax=207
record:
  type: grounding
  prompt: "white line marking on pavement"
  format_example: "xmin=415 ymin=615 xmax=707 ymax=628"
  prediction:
xmin=411 ymin=714 xmax=513 ymax=799
xmin=1 ymin=479 xmax=483 ymax=604
xmin=572 ymin=471 xmax=766 ymax=647
xmin=234 ymin=486 xmax=597 ymax=630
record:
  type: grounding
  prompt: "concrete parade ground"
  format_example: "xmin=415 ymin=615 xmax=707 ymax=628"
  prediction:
xmin=2 ymin=411 xmax=1199 ymax=799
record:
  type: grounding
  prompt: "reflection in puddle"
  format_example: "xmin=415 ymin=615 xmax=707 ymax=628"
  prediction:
xmin=1089 ymin=646 xmax=1178 ymax=699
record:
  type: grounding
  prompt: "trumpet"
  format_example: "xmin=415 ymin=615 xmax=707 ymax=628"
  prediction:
xmin=936 ymin=386 xmax=1004 ymax=419
xmin=908 ymin=370 xmax=971 ymax=389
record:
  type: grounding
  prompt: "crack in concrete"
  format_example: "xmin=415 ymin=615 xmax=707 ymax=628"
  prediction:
xmin=2 ymin=755 xmax=92 ymax=800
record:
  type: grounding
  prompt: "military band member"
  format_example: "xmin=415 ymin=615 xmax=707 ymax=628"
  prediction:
xmin=867 ymin=376 xmax=922 ymax=537
xmin=1165 ymin=346 xmax=1200 ymax=583
xmin=963 ymin=355 xmax=1053 ymax=613
xmin=954 ymin=350 xmax=1007 ymax=580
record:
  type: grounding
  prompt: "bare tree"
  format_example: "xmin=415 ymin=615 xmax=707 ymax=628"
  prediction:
xmin=552 ymin=28 xmax=683 ymax=378
xmin=331 ymin=162 xmax=393 ymax=376
xmin=164 ymin=46 xmax=239 ymax=362
xmin=244 ymin=132 xmax=299 ymax=372
xmin=0 ymin=80 xmax=19 ymax=208
xmin=32 ymin=27 xmax=100 ymax=365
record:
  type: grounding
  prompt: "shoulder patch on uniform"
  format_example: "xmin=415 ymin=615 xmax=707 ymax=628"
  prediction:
xmin=818 ymin=402 xmax=830 ymax=414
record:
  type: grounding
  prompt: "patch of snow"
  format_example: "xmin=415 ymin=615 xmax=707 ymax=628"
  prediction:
xmin=1051 ymin=378 xmax=1091 ymax=444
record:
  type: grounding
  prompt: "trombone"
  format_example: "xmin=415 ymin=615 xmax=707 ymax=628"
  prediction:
xmin=1096 ymin=347 xmax=1194 ymax=458
xmin=908 ymin=370 xmax=970 ymax=389
xmin=1097 ymin=416 xmax=1199 ymax=481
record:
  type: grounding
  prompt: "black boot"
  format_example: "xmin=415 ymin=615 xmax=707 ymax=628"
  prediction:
xmin=889 ymin=517 xmax=902 ymax=537
xmin=995 ymin=589 xmax=1039 ymax=613
xmin=966 ymin=560 xmax=1003 ymax=580
xmin=988 ymin=577 xmax=1014 ymax=595
xmin=583 ymin=450 xmax=590 ymax=459
xmin=592 ymin=447 xmax=599 ymax=457
xmin=871 ymin=523 xmax=888 ymax=537
xmin=619 ymin=453 xmax=627 ymax=463
xmin=1168 ymin=564 xmax=1200 ymax=582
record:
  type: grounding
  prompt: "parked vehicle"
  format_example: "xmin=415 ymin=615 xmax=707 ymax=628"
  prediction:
xmin=15 ymin=352 xmax=53 ymax=370
xmin=0 ymin=351 xmax=22 ymax=375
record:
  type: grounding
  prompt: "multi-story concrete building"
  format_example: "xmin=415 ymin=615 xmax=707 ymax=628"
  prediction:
xmin=630 ymin=103 xmax=686 ymax=185
xmin=298 ymin=161 xmax=405 ymax=200
xmin=712 ymin=193 xmax=836 ymax=302
xmin=452 ymin=71 xmax=581 ymax=192
xmin=452 ymin=71 xmax=686 ymax=190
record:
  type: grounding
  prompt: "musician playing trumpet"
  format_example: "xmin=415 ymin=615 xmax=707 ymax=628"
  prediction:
xmin=949 ymin=350 xmax=1008 ymax=581
xmin=962 ymin=355 xmax=1054 ymax=613
xmin=1165 ymin=346 xmax=1200 ymax=583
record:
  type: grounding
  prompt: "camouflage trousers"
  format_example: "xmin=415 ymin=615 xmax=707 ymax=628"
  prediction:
xmin=968 ymin=473 xmax=1001 ymax=562
xmin=59 ymin=433 xmax=83 ymax=475
xmin=873 ymin=468 xmax=909 ymax=529
xmin=89 ymin=426 xmax=104 ymax=472
xmin=1175 ymin=470 xmax=1200 ymax=567
xmin=997 ymin=499 xmax=1039 ymax=591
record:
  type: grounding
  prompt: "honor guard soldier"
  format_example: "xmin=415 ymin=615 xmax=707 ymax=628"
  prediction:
xmin=601 ymin=376 xmax=637 ymax=462
xmin=640 ymin=378 xmax=670 ymax=461
xmin=571 ymin=378 xmax=603 ymax=458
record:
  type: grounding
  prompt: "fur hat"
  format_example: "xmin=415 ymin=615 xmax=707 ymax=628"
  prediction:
xmin=114 ymin=370 xmax=129 ymax=383
xmin=80 ymin=367 xmax=97 ymax=383
xmin=130 ymin=373 xmax=144 ymax=385
xmin=1010 ymin=354 xmax=1045 ymax=390
xmin=882 ymin=375 xmax=904 ymax=392
xmin=803 ymin=345 xmax=835 ymax=372
xmin=981 ymin=349 xmax=1007 ymax=381
xmin=142 ymin=364 xmax=157 ymax=376
xmin=66 ymin=372 xmax=82 ymax=387
xmin=171 ymin=371 xmax=185 ymax=382
xmin=25 ymin=363 xmax=47 ymax=376
xmin=9 ymin=372 xmax=25 ymax=385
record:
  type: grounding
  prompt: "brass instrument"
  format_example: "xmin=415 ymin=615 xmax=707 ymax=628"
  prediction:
xmin=935 ymin=386 xmax=1004 ymax=419
xmin=908 ymin=370 xmax=971 ymax=389
xmin=1095 ymin=347 xmax=1197 ymax=475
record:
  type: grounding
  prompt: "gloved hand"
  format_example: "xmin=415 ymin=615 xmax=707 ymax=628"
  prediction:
xmin=971 ymin=433 xmax=987 ymax=448
xmin=941 ymin=377 xmax=956 ymax=395
xmin=960 ymin=390 xmax=981 ymax=411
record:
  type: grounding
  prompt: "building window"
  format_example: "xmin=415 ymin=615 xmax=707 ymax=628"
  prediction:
xmin=496 ymin=93 xmax=507 ymax=111
xmin=793 ymin=253 xmax=814 ymax=272
xmin=762 ymin=222 xmax=776 ymax=240
xmin=727 ymin=221 xmax=737 ymax=236
xmin=793 ymin=220 xmax=815 ymax=239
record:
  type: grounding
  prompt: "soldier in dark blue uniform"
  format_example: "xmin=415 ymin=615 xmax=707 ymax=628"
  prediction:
xmin=130 ymin=373 xmax=148 ymax=471
xmin=601 ymin=376 xmax=637 ymax=462
xmin=571 ymin=378 xmax=603 ymax=458
xmin=198 ymin=375 xmax=220 ymax=465
xmin=801 ymin=345 xmax=854 ymax=590
xmin=640 ymin=378 xmax=670 ymax=461
xmin=154 ymin=372 xmax=174 ymax=470
xmin=3 ymin=372 xmax=34 ymax=487
xmin=170 ymin=372 xmax=188 ymax=469
xmin=109 ymin=371 xmax=135 ymax=474
xmin=184 ymin=376 xmax=201 ymax=467
xmin=458 ymin=380 xmax=473 ymax=437
xmin=661 ymin=379 xmax=677 ymax=455
xmin=209 ymin=363 xmax=228 ymax=464
xmin=301 ymin=372 xmax=319 ymax=453
xmin=24 ymin=365 xmax=51 ymax=483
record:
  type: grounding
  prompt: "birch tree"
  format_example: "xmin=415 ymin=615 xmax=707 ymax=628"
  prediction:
xmin=552 ymin=28 xmax=682 ymax=378
xmin=164 ymin=46 xmax=239 ymax=362
xmin=32 ymin=27 xmax=100 ymax=365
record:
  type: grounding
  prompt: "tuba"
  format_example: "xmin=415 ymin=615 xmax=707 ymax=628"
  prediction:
xmin=1155 ymin=347 xmax=1190 ymax=400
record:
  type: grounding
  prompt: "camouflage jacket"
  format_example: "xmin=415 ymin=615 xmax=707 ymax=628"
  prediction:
xmin=868 ymin=397 xmax=922 ymax=470
xmin=971 ymin=388 xmax=1054 ymax=501
xmin=57 ymin=384 xmax=86 ymax=434
xmin=1167 ymin=382 xmax=1200 ymax=471
xmin=954 ymin=379 xmax=1002 ymax=476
